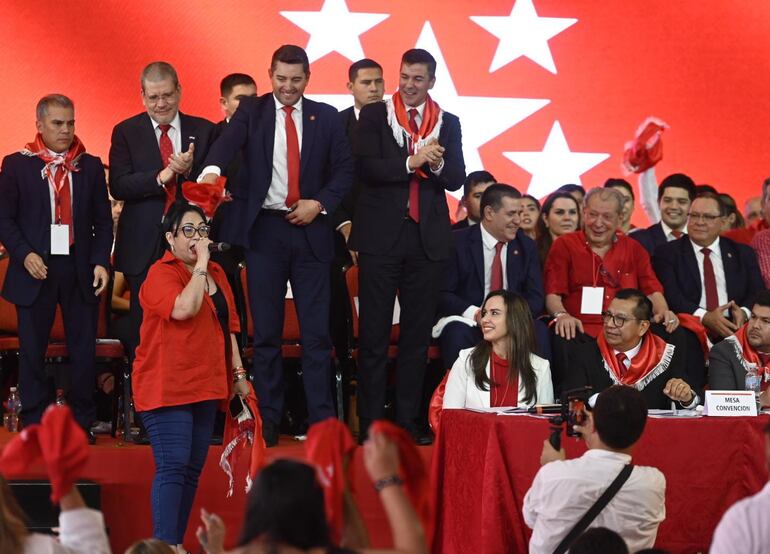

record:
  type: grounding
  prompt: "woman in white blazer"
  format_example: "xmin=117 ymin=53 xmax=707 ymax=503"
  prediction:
xmin=443 ymin=290 xmax=554 ymax=409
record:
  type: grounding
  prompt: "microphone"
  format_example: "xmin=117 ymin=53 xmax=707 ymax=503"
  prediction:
xmin=527 ymin=404 xmax=562 ymax=415
xmin=208 ymin=242 xmax=231 ymax=253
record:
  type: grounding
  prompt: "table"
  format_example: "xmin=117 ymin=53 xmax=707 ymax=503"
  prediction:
xmin=431 ymin=410 xmax=768 ymax=554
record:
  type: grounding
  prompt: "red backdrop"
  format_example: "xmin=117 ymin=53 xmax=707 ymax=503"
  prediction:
xmin=2 ymin=0 xmax=770 ymax=224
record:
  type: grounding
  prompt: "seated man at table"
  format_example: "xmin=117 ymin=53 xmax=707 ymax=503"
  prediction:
xmin=523 ymin=385 xmax=666 ymax=554
xmin=565 ymin=289 xmax=699 ymax=410
xmin=710 ymin=420 xmax=770 ymax=553
xmin=709 ymin=289 xmax=770 ymax=404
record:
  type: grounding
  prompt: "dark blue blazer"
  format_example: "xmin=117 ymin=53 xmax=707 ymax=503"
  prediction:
xmin=653 ymin=236 xmax=764 ymax=314
xmin=203 ymin=94 xmax=353 ymax=261
xmin=109 ymin=111 xmax=214 ymax=275
xmin=438 ymin=225 xmax=544 ymax=317
xmin=0 ymin=152 xmax=112 ymax=306
xmin=629 ymin=223 xmax=670 ymax=257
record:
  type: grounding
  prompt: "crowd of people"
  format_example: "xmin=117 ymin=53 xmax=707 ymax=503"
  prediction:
xmin=1 ymin=39 xmax=770 ymax=552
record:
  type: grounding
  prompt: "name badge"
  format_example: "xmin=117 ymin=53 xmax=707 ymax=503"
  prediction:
xmin=703 ymin=390 xmax=757 ymax=417
xmin=51 ymin=224 xmax=69 ymax=255
xmin=581 ymin=286 xmax=604 ymax=315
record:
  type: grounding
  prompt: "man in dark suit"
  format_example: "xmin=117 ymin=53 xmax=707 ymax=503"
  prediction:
xmin=438 ymin=184 xmax=546 ymax=367
xmin=349 ymin=48 xmax=466 ymax=444
xmin=0 ymin=94 xmax=112 ymax=432
xmin=565 ymin=289 xmax=697 ymax=410
xmin=109 ymin=61 xmax=214 ymax=358
xmin=654 ymin=192 xmax=764 ymax=340
xmin=199 ymin=45 xmax=353 ymax=446
xmin=451 ymin=170 xmax=496 ymax=230
xmin=630 ymin=173 xmax=695 ymax=256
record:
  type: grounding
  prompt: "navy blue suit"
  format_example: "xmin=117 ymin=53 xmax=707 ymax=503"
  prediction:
xmin=653 ymin=236 xmax=763 ymax=315
xmin=629 ymin=223 xmax=669 ymax=257
xmin=203 ymin=94 xmax=353 ymax=426
xmin=438 ymin=225 xmax=548 ymax=366
xmin=0 ymin=152 xmax=112 ymax=427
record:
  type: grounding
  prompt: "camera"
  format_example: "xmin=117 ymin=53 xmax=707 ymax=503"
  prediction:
xmin=548 ymin=386 xmax=593 ymax=450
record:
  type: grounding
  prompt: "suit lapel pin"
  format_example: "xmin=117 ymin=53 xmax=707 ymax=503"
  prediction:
xmin=513 ymin=250 xmax=519 ymax=255
xmin=727 ymin=252 xmax=732 ymax=258
xmin=309 ymin=115 xmax=316 ymax=121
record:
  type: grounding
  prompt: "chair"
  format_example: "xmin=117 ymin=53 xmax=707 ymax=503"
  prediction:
xmin=428 ymin=372 xmax=450 ymax=431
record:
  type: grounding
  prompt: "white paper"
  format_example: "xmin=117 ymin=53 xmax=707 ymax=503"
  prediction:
xmin=580 ymin=286 xmax=604 ymax=315
xmin=703 ymin=390 xmax=757 ymax=417
xmin=50 ymin=224 xmax=69 ymax=255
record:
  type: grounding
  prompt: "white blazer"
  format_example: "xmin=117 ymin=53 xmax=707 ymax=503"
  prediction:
xmin=443 ymin=347 xmax=554 ymax=409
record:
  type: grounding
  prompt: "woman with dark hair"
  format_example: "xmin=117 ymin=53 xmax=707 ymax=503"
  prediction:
xmin=536 ymin=192 xmax=581 ymax=266
xmin=519 ymin=194 xmax=541 ymax=240
xmin=197 ymin=431 xmax=427 ymax=554
xmin=442 ymin=290 xmax=554 ymax=409
xmin=132 ymin=201 xmax=248 ymax=552
xmin=718 ymin=192 xmax=746 ymax=231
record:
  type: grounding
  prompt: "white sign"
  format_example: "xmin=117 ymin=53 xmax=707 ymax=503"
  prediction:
xmin=704 ymin=391 xmax=758 ymax=417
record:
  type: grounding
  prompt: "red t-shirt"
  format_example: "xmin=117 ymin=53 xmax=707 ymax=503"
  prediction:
xmin=544 ymin=231 xmax=663 ymax=337
xmin=132 ymin=251 xmax=241 ymax=412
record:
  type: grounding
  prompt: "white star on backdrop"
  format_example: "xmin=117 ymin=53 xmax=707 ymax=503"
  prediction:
xmin=471 ymin=0 xmax=577 ymax=74
xmin=280 ymin=0 xmax=389 ymax=63
xmin=504 ymin=121 xmax=609 ymax=198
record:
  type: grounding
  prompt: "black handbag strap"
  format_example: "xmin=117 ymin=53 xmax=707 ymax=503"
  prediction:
xmin=552 ymin=463 xmax=634 ymax=554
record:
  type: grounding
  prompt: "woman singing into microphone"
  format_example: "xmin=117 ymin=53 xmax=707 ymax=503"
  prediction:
xmin=132 ymin=201 xmax=249 ymax=552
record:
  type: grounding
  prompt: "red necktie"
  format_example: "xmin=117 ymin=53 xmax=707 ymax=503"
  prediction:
xmin=407 ymin=108 xmax=420 ymax=222
xmin=701 ymin=248 xmax=719 ymax=311
xmin=283 ymin=105 xmax=301 ymax=208
xmin=53 ymin=163 xmax=74 ymax=245
xmin=615 ymin=352 xmax=629 ymax=377
xmin=671 ymin=230 xmax=683 ymax=239
xmin=158 ymin=124 xmax=176 ymax=202
xmin=490 ymin=242 xmax=505 ymax=291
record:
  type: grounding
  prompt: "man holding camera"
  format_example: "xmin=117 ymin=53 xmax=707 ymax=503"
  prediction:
xmin=523 ymin=385 xmax=666 ymax=554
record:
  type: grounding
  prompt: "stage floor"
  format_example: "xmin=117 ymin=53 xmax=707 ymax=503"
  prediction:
xmin=0 ymin=429 xmax=433 ymax=553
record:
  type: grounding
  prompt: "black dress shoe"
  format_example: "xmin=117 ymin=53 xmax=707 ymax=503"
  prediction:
xmin=262 ymin=420 xmax=279 ymax=447
xmin=401 ymin=423 xmax=433 ymax=446
xmin=86 ymin=430 xmax=97 ymax=445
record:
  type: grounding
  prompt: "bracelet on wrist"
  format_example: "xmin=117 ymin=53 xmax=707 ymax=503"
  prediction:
xmin=374 ymin=475 xmax=403 ymax=492
xmin=193 ymin=268 xmax=207 ymax=277
xmin=233 ymin=373 xmax=247 ymax=383
xmin=551 ymin=311 xmax=567 ymax=319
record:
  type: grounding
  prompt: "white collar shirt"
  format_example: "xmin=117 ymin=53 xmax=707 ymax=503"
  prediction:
xmin=613 ymin=339 xmax=643 ymax=369
xmin=711 ymin=481 xmax=770 ymax=554
xmin=263 ymin=95 xmax=303 ymax=210
xmin=151 ymin=111 xmax=182 ymax=156
xmin=690 ymin=236 xmax=728 ymax=318
xmin=523 ymin=449 xmax=666 ymax=554
xmin=480 ymin=221 xmax=508 ymax=295
xmin=45 ymin=148 xmax=73 ymax=224
xmin=660 ymin=220 xmax=687 ymax=241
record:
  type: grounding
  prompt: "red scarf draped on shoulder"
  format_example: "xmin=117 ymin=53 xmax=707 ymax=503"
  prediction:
xmin=597 ymin=331 xmax=673 ymax=387
xmin=729 ymin=325 xmax=770 ymax=382
xmin=22 ymin=133 xmax=86 ymax=175
xmin=392 ymin=92 xmax=441 ymax=179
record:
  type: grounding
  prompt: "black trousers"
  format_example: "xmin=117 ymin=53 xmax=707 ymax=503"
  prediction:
xmin=357 ymin=220 xmax=443 ymax=427
xmin=16 ymin=254 xmax=98 ymax=428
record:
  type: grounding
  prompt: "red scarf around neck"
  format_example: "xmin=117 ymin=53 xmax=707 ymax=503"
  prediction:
xmin=597 ymin=331 xmax=669 ymax=385
xmin=732 ymin=325 xmax=770 ymax=377
xmin=23 ymin=133 xmax=86 ymax=174
xmin=392 ymin=91 xmax=441 ymax=179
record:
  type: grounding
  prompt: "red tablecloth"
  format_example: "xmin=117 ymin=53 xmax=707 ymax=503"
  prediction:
xmin=431 ymin=410 xmax=769 ymax=554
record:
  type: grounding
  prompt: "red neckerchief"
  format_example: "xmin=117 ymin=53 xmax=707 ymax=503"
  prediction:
xmin=732 ymin=325 xmax=770 ymax=380
xmin=220 ymin=382 xmax=266 ymax=497
xmin=597 ymin=332 xmax=669 ymax=385
xmin=22 ymin=133 xmax=86 ymax=175
xmin=181 ymin=177 xmax=231 ymax=219
xmin=392 ymin=92 xmax=441 ymax=179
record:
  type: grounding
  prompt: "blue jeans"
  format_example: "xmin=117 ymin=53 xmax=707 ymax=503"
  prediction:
xmin=140 ymin=400 xmax=218 ymax=544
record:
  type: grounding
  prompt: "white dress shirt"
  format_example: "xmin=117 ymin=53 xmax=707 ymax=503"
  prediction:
xmin=442 ymin=347 xmax=554 ymax=409
xmin=613 ymin=340 xmax=643 ymax=369
xmin=660 ymin=219 xmax=687 ymax=241
xmin=523 ymin=449 xmax=666 ymax=554
xmin=690 ymin=237 xmax=728 ymax=319
xmin=403 ymin=100 xmax=444 ymax=175
xmin=150 ymin=111 xmax=182 ymax=155
xmin=461 ymin=223 xmax=508 ymax=320
xmin=45 ymin=148 xmax=73 ymax=226
xmin=22 ymin=508 xmax=110 ymax=553
xmin=711 ymin=481 xmax=770 ymax=554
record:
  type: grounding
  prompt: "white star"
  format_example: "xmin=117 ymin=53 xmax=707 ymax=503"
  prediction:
xmin=414 ymin=22 xmax=549 ymax=188
xmin=280 ymin=0 xmax=389 ymax=63
xmin=471 ymin=0 xmax=577 ymax=74
xmin=503 ymin=121 xmax=609 ymax=198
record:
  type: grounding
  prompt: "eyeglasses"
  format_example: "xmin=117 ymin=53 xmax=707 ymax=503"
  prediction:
xmin=601 ymin=311 xmax=644 ymax=328
xmin=177 ymin=224 xmax=210 ymax=238
xmin=687 ymin=211 xmax=721 ymax=223
xmin=144 ymin=91 xmax=178 ymax=106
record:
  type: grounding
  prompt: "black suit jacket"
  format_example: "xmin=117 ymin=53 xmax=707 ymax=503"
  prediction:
xmin=331 ymin=106 xmax=362 ymax=230
xmin=439 ymin=226 xmax=544 ymax=317
xmin=565 ymin=338 xmax=687 ymax=410
xmin=202 ymin=94 xmax=353 ymax=261
xmin=451 ymin=218 xmax=470 ymax=231
xmin=108 ymin=111 xmax=214 ymax=276
xmin=0 ymin=152 xmax=112 ymax=306
xmin=210 ymin=119 xmax=245 ymax=245
xmin=653 ymin=236 xmax=763 ymax=314
xmin=348 ymin=101 xmax=465 ymax=261
xmin=629 ymin=223 xmax=669 ymax=257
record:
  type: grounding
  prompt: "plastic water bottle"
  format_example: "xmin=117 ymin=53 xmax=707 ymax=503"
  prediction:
xmin=5 ymin=387 xmax=21 ymax=432
xmin=745 ymin=365 xmax=761 ymax=409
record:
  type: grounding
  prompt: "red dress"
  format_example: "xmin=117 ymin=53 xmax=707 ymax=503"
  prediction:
xmin=132 ymin=251 xmax=241 ymax=412
xmin=544 ymin=231 xmax=663 ymax=337
xmin=490 ymin=352 xmax=519 ymax=407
